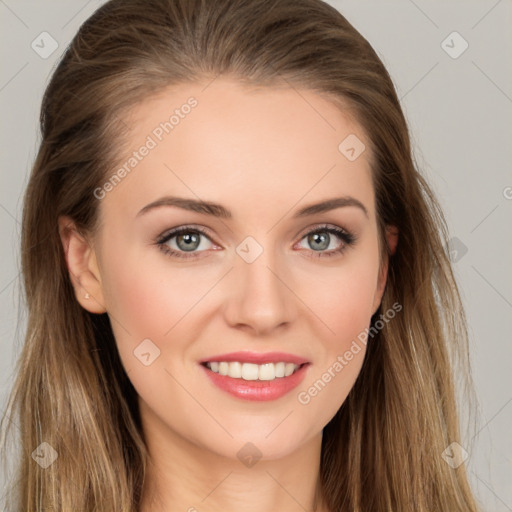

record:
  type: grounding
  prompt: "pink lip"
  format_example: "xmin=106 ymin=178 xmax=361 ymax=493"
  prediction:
xmin=199 ymin=351 xmax=309 ymax=365
xmin=200 ymin=362 xmax=310 ymax=401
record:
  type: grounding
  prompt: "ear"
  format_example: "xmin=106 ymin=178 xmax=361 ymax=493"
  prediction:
xmin=385 ymin=225 xmax=399 ymax=256
xmin=58 ymin=215 xmax=107 ymax=314
xmin=371 ymin=225 xmax=399 ymax=314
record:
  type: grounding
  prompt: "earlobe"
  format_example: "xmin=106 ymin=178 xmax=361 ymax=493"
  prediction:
xmin=58 ymin=215 xmax=107 ymax=314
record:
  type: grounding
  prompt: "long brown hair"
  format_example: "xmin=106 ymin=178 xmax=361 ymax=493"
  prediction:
xmin=1 ymin=0 xmax=481 ymax=510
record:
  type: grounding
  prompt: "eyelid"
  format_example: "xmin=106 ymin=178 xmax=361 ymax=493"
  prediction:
xmin=155 ymin=224 xmax=216 ymax=244
xmin=295 ymin=222 xmax=351 ymax=239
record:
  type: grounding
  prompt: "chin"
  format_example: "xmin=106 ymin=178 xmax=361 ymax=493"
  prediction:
xmin=196 ymin=421 xmax=318 ymax=463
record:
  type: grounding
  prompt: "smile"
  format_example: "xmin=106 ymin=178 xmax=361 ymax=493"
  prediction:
xmin=199 ymin=351 xmax=311 ymax=401
xmin=204 ymin=361 xmax=301 ymax=381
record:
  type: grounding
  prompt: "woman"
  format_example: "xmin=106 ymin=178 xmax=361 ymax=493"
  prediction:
xmin=0 ymin=0 xmax=481 ymax=510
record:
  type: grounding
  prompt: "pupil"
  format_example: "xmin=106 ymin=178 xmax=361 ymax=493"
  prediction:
xmin=310 ymin=232 xmax=329 ymax=251
xmin=178 ymin=233 xmax=199 ymax=251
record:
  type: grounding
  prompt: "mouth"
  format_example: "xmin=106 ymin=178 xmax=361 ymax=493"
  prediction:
xmin=199 ymin=352 xmax=311 ymax=401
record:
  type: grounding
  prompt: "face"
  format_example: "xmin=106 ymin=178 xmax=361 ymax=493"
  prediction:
xmin=62 ymin=77 xmax=390 ymax=462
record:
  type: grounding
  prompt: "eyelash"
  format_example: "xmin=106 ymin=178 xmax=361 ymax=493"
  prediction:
xmin=155 ymin=224 xmax=357 ymax=260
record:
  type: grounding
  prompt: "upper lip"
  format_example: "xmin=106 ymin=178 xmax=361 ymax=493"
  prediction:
xmin=199 ymin=351 xmax=310 ymax=366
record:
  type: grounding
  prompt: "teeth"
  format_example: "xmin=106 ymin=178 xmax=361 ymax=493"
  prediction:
xmin=205 ymin=361 xmax=301 ymax=381
xmin=284 ymin=363 xmax=296 ymax=377
xmin=275 ymin=362 xmax=285 ymax=378
xmin=242 ymin=363 xmax=259 ymax=380
xmin=258 ymin=363 xmax=274 ymax=381
xmin=229 ymin=361 xmax=242 ymax=378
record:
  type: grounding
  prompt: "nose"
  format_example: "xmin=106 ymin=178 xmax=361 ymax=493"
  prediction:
xmin=223 ymin=246 xmax=297 ymax=336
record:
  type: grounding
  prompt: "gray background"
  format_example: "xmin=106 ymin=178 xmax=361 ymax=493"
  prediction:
xmin=1 ymin=0 xmax=511 ymax=509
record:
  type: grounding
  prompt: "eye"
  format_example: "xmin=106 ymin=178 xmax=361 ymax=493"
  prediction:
xmin=156 ymin=226 xmax=217 ymax=260
xmin=295 ymin=224 xmax=356 ymax=258
xmin=155 ymin=223 xmax=357 ymax=260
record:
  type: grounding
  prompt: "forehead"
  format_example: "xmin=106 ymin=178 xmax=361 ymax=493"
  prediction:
xmin=98 ymin=78 xmax=375 ymax=224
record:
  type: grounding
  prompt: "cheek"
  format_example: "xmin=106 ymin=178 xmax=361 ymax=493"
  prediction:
xmin=293 ymin=252 xmax=379 ymax=417
xmin=301 ymin=254 xmax=380 ymax=344
xmin=101 ymin=255 xmax=205 ymax=415
xmin=102 ymin=250 xmax=208 ymax=342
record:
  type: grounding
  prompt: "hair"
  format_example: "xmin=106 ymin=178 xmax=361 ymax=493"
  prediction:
xmin=0 ymin=0 xmax=481 ymax=510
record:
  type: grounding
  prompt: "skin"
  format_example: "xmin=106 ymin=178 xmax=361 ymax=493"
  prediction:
xmin=59 ymin=77 xmax=398 ymax=512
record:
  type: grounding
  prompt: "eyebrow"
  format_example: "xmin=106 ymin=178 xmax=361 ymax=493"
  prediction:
xmin=136 ymin=195 xmax=369 ymax=219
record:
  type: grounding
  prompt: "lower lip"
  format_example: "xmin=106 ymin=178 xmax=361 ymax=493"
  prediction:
xmin=200 ymin=363 xmax=310 ymax=401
